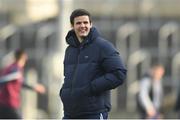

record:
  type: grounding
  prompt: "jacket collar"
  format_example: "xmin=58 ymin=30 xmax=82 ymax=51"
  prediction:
xmin=66 ymin=27 xmax=100 ymax=47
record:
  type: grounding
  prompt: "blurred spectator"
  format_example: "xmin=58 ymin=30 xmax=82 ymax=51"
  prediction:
xmin=0 ymin=49 xmax=46 ymax=119
xmin=175 ymin=87 xmax=180 ymax=118
xmin=136 ymin=63 xmax=165 ymax=119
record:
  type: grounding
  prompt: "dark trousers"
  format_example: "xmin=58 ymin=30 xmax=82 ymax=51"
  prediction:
xmin=0 ymin=105 xmax=21 ymax=119
xmin=63 ymin=112 xmax=108 ymax=119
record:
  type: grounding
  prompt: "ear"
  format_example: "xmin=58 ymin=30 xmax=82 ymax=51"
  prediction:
xmin=90 ymin=22 xmax=92 ymax=28
xmin=71 ymin=24 xmax=74 ymax=28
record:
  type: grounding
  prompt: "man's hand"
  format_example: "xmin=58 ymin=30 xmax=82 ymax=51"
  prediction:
xmin=34 ymin=84 xmax=46 ymax=94
xmin=147 ymin=106 xmax=157 ymax=118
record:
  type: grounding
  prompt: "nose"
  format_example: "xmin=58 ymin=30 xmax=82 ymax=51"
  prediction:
xmin=80 ymin=23 xmax=85 ymax=27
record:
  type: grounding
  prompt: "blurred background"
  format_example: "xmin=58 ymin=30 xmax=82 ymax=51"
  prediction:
xmin=0 ymin=0 xmax=180 ymax=119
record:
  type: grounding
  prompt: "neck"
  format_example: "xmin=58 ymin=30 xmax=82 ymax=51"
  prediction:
xmin=16 ymin=60 xmax=24 ymax=68
xmin=78 ymin=37 xmax=84 ymax=43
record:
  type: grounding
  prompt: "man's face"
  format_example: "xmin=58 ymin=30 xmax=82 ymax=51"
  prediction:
xmin=72 ymin=15 xmax=92 ymax=40
xmin=152 ymin=66 xmax=165 ymax=80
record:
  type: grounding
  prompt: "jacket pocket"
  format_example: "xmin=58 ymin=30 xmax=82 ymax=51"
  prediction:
xmin=71 ymin=88 xmax=97 ymax=112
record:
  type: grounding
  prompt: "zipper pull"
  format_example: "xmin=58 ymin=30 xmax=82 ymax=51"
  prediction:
xmin=100 ymin=113 xmax=103 ymax=120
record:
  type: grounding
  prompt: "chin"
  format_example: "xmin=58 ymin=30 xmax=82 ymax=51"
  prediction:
xmin=80 ymin=34 xmax=88 ymax=37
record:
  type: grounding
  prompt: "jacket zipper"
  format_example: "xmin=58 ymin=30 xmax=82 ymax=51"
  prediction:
xmin=71 ymin=47 xmax=81 ymax=94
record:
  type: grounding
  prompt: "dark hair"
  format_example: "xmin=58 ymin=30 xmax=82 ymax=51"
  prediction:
xmin=151 ymin=62 xmax=164 ymax=69
xmin=70 ymin=9 xmax=91 ymax=25
xmin=14 ymin=49 xmax=25 ymax=61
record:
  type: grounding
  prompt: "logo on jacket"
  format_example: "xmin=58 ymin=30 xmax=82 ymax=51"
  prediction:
xmin=84 ymin=55 xmax=89 ymax=59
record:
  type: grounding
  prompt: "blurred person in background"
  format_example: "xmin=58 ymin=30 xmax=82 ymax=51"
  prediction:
xmin=136 ymin=63 xmax=165 ymax=119
xmin=175 ymin=85 xmax=180 ymax=118
xmin=0 ymin=49 xmax=46 ymax=119
xmin=59 ymin=9 xmax=127 ymax=119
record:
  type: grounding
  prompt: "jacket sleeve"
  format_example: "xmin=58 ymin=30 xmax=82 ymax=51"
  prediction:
xmin=88 ymin=40 xmax=127 ymax=95
xmin=22 ymin=82 xmax=34 ymax=90
xmin=139 ymin=77 xmax=155 ymax=113
xmin=0 ymin=71 xmax=21 ymax=83
xmin=0 ymin=67 xmax=21 ymax=84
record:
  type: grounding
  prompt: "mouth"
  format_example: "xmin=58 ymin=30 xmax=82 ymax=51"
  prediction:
xmin=80 ymin=28 xmax=87 ymax=33
xmin=79 ymin=30 xmax=87 ymax=35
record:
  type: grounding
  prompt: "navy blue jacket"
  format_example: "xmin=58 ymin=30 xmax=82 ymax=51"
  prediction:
xmin=60 ymin=27 xmax=127 ymax=116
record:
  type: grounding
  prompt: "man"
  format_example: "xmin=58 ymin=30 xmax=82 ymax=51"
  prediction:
xmin=137 ymin=63 xmax=165 ymax=119
xmin=59 ymin=9 xmax=127 ymax=119
xmin=0 ymin=49 xmax=45 ymax=119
